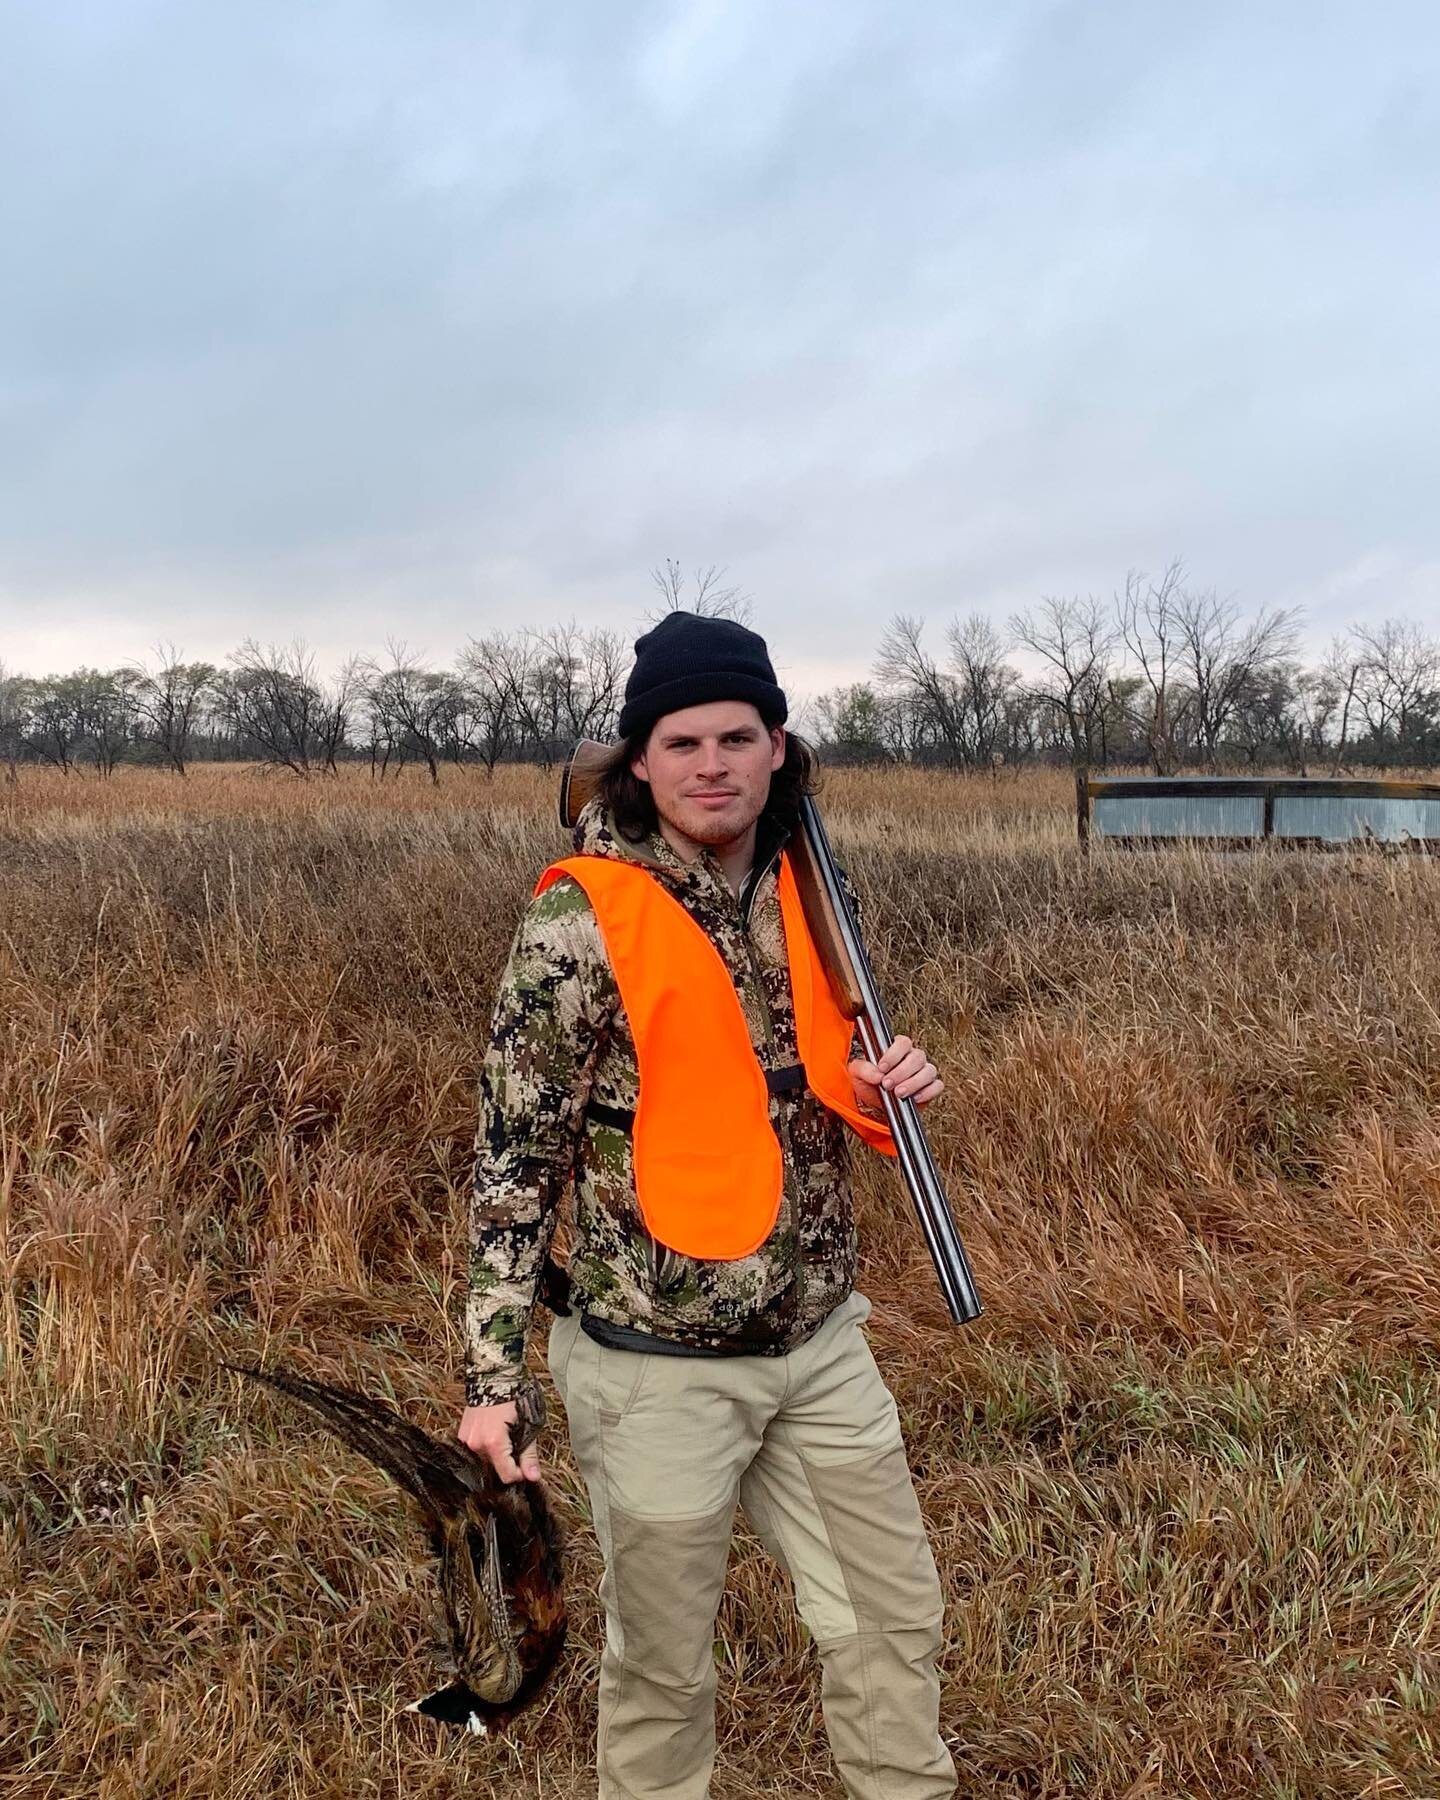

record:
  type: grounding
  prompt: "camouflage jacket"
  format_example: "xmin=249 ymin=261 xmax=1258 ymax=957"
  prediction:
xmin=463 ymin=799 xmax=870 ymax=1406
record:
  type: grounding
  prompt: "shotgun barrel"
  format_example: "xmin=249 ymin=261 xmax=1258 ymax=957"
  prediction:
xmin=558 ymin=740 xmax=982 ymax=1326
xmin=792 ymin=796 xmax=981 ymax=1324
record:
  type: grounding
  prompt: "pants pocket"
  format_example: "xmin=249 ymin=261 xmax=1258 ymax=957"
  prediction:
xmin=592 ymin=1339 xmax=651 ymax=1422
xmin=546 ymin=1310 xmax=581 ymax=1396
xmin=562 ymin=1325 xmax=651 ymax=1423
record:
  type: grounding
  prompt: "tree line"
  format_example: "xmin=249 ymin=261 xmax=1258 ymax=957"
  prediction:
xmin=0 ymin=626 xmax=625 ymax=781
xmin=2 ymin=563 xmax=1438 ymax=778
xmin=819 ymin=563 xmax=1440 ymax=774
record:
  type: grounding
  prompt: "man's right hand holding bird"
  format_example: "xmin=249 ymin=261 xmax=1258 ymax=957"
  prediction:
xmin=459 ymin=1402 xmax=543 ymax=1485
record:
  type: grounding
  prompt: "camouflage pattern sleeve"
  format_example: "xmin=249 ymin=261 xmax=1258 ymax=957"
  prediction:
xmin=464 ymin=876 xmax=614 ymax=1406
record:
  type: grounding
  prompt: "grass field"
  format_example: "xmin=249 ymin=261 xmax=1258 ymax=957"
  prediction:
xmin=3 ymin=761 xmax=1438 ymax=1799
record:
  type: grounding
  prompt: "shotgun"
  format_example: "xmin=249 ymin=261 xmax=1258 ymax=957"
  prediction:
xmin=558 ymin=740 xmax=983 ymax=1326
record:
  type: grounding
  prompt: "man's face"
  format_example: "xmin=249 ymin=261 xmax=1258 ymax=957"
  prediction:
xmin=631 ymin=700 xmax=786 ymax=849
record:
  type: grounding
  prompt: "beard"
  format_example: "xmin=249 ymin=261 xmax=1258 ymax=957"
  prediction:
xmin=660 ymin=790 xmax=766 ymax=850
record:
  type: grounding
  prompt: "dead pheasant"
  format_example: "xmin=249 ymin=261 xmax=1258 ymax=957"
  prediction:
xmin=222 ymin=1359 xmax=565 ymax=1734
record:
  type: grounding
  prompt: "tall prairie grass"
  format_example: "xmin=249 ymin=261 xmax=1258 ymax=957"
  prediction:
xmin=2 ymin=763 xmax=1437 ymax=1798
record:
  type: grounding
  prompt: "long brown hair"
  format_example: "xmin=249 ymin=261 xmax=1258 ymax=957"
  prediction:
xmin=595 ymin=723 xmax=818 ymax=844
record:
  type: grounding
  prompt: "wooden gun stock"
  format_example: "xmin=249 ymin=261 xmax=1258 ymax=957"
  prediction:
xmin=558 ymin=739 xmax=614 ymax=833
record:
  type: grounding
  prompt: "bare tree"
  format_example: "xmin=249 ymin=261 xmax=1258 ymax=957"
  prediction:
xmin=0 ymin=662 xmax=29 ymax=786
xmin=475 ymin=630 xmax=542 ymax=762
xmin=946 ymin=614 xmax=1017 ymax=765
xmin=25 ymin=675 xmax=87 ymax=773
xmin=873 ymin=614 xmax=1019 ymax=766
xmin=1320 ymin=634 xmax=1364 ymax=774
xmin=649 ymin=559 xmax=752 ymax=623
xmin=533 ymin=621 xmax=626 ymax=743
xmin=1263 ymin=667 xmax=1341 ymax=776
xmin=875 ymin=615 xmax=967 ymax=765
xmin=137 ymin=646 xmax=216 ymax=775
xmin=1010 ymin=595 xmax=1116 ymax=765
xmin=1001 ymin=687 xmax=1046 ymax=767
xmin=363 ymin=646 xmax=472 ymax=784
xmin=471 ymin=622 xmax=625 ymax=765
xmin=315 ymin=657 xmax=363 ymax=774
xmin=1175 ymin=588 xmax=1301 ymax=768
xmin=74 ymin=667 xmax=144 ymax=776
xmin=516 ymin=633 xmax=567 ymax=766
xmin=432 ymin=671 xmax=489 ymax=770
xmin=1116 ymin=561 xmax=1193 ymax=775
xmin=576 ymin=626 xmax=627 ymax=740
xmin=1348 ymin=619 xmax=1440 ymax=767
xmin=1225 ymin=663 xmax=1302 ymax=770
xmin=456 ymin=635 xmax=518 ymax=775
xmin=360 ymin=664 xmax=403 ymax=776
xmin=220 ymin=641 xmax=328 ymax=775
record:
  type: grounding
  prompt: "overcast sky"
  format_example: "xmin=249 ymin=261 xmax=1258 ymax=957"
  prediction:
xmin=3 ymin=1 xmax=1437 ymax=701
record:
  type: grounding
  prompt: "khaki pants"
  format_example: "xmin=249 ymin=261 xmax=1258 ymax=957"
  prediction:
xmin=548 ymin=1292 xmax=955 ymax=1800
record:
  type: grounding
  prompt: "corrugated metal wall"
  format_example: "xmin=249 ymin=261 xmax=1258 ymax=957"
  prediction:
xmin=1272 ymin=795 xmax=1440 ymax=843
xmin=1093 ymin=794 xmax=1264 ymax=839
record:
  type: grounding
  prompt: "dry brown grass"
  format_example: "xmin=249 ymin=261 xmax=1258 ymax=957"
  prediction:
xmin=2 ymin=762 xmax=1438 ymax=1799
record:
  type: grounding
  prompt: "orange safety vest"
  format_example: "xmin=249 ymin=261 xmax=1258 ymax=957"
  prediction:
xmin=534 ymin=852 xmax=897 ymax=1261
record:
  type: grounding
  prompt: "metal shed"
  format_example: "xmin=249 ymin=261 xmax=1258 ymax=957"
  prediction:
xmin=1076 ymin=775 xmax=1440 ymax=850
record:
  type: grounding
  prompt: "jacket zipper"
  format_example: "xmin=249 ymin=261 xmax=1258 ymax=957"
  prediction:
xmin=737 ymin=863 xmax=805 ymax=1318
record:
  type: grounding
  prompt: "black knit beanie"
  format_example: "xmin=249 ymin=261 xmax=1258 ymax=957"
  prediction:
xmin=617 ymin=611 xmax=788 ymax=740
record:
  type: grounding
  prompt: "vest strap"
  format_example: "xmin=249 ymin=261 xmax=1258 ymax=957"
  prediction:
xmin=586 ymin=1062 xmax=808 ymax=1136
xmin=765 ymin=1062 xmax=809 ymax=1095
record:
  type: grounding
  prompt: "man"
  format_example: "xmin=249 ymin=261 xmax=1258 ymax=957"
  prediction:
xmin=458 ymin=610 xmax=956 ymax=1799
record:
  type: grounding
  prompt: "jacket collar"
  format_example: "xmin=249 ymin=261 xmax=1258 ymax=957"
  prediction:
xmin=572 ymin=797 xmax=793 ymax=919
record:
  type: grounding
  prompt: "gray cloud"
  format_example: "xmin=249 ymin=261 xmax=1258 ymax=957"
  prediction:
xmin=2 ymin=0 xmax=1437 ymax=690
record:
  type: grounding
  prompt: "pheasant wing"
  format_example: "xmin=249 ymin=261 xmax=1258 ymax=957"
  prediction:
xmin=442 ymin=1512 xmax=522 ymax=1704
